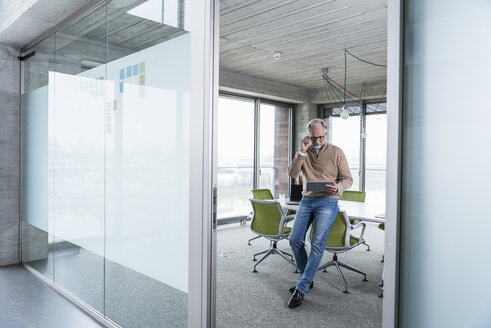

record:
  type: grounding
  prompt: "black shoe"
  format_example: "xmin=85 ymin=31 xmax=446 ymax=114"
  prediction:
xmin=288 ymin=289 xmax=304 ymax=308
xmin=289 ymin=281 xmax=313 ymax=293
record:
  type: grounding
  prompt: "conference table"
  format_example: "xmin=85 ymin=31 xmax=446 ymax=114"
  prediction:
xmin=280 ymin=198 xmax=386 ymax=224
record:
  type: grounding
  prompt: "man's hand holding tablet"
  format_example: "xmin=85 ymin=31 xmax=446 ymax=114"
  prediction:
xmin=306 ymin=181 xmax=338 ymax=193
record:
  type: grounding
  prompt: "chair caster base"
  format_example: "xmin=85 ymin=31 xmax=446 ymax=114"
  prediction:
xmin=363 ymin=277 xmax=368 ymax=282
xmin=343 ymin=290 xmax=349 ymax=294
xmin=252 ymin=269 xmax=257 ymax=273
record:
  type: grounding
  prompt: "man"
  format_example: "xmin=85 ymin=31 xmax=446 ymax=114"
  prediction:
xmin=287 ymin=118 xmax=353 ymax=308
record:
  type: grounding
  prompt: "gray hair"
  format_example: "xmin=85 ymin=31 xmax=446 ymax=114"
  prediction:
xmin=306 ymin=118 xmax=327 ymax=134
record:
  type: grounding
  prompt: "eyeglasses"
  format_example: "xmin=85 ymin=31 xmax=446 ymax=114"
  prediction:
xmin=309 ymin=135 xmax=325 ymax=142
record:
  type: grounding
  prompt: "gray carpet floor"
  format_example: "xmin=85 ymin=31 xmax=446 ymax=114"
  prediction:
xmin=25 ymin=246 xmax=188 ymax=328
xmin=216 ymin=222 xmax=384 ymax=328
xmin=9 ymin=222 xmax=383 ymax=327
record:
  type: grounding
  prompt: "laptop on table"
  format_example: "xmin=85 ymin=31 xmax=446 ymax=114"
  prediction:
xmin=287 ymin=184 xmax=303 ymax=205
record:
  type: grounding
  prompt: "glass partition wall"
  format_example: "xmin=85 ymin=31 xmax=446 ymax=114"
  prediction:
xmin=20 ymin=1 xmax=192 ymax=326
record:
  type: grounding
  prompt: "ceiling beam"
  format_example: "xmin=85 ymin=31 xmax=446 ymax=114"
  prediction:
xmin=219 ymin=69 xmax=310 ymax=104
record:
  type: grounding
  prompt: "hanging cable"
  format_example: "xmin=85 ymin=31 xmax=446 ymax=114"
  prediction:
xmin=322 ymin=73 xmax=331 ymax=103
xmin=344 ymin=49 xmax=347 ymax=105
xmin=326 ymin=77 xmax=361 ymax=106
xmin=320 ymin=49 xmax=386 ymax=115
xmin=345 ymin=49 xmax=387 ymax=68
xmin=329 ymin=77 xmax=362 ymax=102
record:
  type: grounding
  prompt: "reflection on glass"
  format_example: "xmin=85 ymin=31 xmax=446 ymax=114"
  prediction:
xmin=21 ymin=35 xmax=55 ymax=280
xmin=217 ymin=96 xmax=254 ymax=218
xmin=104 ymin=0 xmax=190 ymax=326
xmin=52 ymin=4 xmax=106 ymax=312
xmin=104 ymin=35 xmax=190 ymax=328
xmin=331 ymin=115 xmax=360 ymax=190
xmin=20 ymin=0 xmax=191 ymax=326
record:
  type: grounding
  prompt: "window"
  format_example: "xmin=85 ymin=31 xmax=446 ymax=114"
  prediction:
xmin=330 ymin=115 xmax=361 ymax=190
xmin=327 ymin=103 xmax=387 ymax=197
xmin=217 ymin=96 xmax=254 ymax=218
xmin=217 ymin=96 xmax=292 ymax=219
xmin=365 ymin=113 xmax=387 ymax=201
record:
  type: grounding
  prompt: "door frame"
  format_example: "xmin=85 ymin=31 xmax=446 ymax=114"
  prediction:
xmin=188 ymin=0 xmax=219 ymax=326
xmin=200 ymin=0 xmax=404 ymax=326
xmin=384 ymin=0 xmax=403 ymax=327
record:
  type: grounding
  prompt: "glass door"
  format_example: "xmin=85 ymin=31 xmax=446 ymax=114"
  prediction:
xmin=20 ymin=0 xmax=216 ymax=326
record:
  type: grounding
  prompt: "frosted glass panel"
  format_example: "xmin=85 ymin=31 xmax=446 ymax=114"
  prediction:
xmin=21 ymin=87 xmax=49 ymax=231
xmin=51 ymin=5 xmax=107 ymax=311
xmin=401 ymin=1 xmax=491 ymax=327
xmin=21 ymin=0 xmax=195 ymax=325
xmin=52 ymin=71 xmax=106 ymax=254
xmin=105 ymin=35 xmax=190 ymax=292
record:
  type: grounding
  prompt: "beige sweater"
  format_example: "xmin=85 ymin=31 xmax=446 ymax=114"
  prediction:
xmin=288 ymin=143 xmax=353 ymax=199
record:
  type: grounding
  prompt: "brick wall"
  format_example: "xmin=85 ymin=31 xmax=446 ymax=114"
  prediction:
xmin=273 ymin=105 xmax=290 ymax=198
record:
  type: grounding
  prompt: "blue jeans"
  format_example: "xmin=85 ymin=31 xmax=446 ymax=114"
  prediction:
xmin=289 ymin=196 xmax=339 ymax=293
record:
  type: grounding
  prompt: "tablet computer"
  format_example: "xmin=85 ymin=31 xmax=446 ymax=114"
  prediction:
xmin=306 ymin=181 xmax=334 ymax=192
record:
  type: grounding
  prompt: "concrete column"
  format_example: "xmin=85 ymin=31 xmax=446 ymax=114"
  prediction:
xmin=273 ymin=105 xmax=289 ymax=198
xmin=294 ymin=102 xmax=317 ymax=152
xmin=0 ymin=43 xmax=20 ymax=266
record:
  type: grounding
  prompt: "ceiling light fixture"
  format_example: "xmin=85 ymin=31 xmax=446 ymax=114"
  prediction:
xmin=340 ymin=106 xmax=350 ymax=119
xmin=321 ymin=49 xmax=387 ymax=120
xmin=272 ymin=51 xmax=282 ymax=59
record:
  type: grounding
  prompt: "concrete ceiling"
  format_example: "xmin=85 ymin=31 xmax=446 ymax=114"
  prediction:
xmin=220 ymin=0 xmax=388 ymax=102
xmin=0 ymin=0 xmax=98 ymax=49
xmin=0 ymin=0 xmax=387 ymax=103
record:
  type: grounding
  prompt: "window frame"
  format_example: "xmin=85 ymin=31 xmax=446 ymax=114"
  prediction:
xmin=216 ymin=92 xmax=295 ymax=222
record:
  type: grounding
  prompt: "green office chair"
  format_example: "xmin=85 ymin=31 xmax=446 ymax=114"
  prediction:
xmin=251 ymin=189 xmax=274 ymax=200
xmin=340 ymin=190 xmax=371 ymax=251
xmin=340 ymin=190 xmax=366 ymax=202
xmin=309 ymin=211 xmax=368 ymax=293
xmin=249 ymin=199 xmax=296 ymax=272
xmin=248 ymin=189 xmax=275 ymax=245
